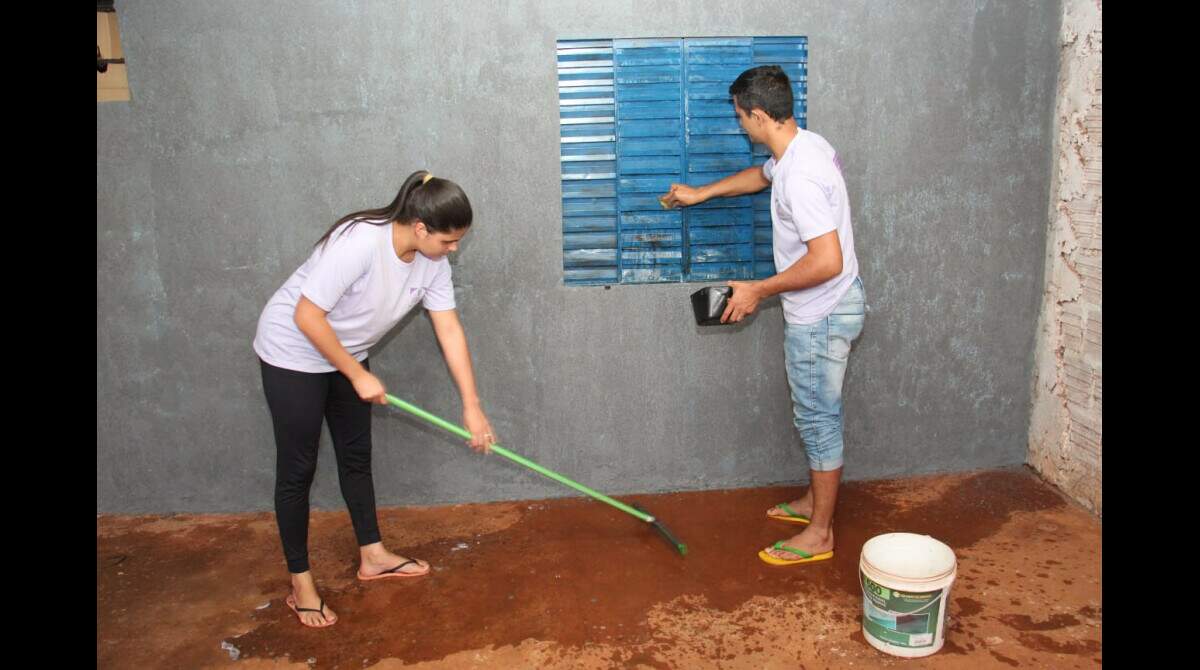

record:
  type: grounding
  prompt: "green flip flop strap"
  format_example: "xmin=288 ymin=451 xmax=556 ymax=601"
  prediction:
xmin=776 ymin=503 xmax=810 ymax=520
xmin=772 ymin=540 xmax=813 ymax=559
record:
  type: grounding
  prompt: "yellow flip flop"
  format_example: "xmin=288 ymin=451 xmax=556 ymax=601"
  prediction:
xmin=758 ymin=540 xmax=834 ymax=566
xmin=766 ymin=502 xmax=811 ymax=525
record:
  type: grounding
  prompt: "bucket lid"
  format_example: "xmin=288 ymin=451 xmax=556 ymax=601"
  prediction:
xmin=861 ymin=532 xmax=956 ymax=581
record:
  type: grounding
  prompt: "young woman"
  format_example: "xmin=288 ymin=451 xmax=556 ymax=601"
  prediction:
xmin=253 ymin=170 xmax=496 ymax=627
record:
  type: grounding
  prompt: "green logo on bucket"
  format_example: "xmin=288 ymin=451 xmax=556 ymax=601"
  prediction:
xmin=863 ymin=579 xmax=891 ymax=602
xmin=861 ymin=573 xmax=942 ymax=649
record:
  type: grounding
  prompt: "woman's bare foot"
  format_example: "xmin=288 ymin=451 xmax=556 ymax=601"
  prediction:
xmin=286 ymin=571 xmax=337 ymax=627
xmin=358 ymin=542 xmax=430 ymax=580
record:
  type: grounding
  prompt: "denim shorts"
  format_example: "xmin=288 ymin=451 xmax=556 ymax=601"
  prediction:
xmin=782 ymin=276 xmax=866 ymax=471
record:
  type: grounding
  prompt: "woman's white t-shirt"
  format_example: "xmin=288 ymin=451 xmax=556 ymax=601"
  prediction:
xmin=254 ymin=221 xmax=456 ymax=373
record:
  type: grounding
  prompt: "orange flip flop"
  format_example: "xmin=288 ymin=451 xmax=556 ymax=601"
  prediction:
xmin=356 ymin=558 xmax=430 ymax=581
xmin=285 ymin=594 xmax=337 ymax=627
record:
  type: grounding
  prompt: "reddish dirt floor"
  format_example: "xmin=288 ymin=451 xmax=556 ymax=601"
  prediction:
xmin=98 ymin=467 xmax=1100 ymax=668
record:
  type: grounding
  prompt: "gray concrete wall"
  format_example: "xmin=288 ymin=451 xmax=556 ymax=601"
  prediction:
xmin=97 ymin=0 xmax=1062 ymax=514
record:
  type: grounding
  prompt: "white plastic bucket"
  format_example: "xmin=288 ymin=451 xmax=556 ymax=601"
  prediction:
xmin=859 ymin=532 xmax=957 ymax=658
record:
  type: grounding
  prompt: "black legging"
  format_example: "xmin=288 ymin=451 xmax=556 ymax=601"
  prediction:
xmin=260 ymin=358 xmax=381 ymax=573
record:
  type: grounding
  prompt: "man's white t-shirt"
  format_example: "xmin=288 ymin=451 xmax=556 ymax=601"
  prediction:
xmin=762 ymin=129 xmax=859 ymax=325
xmin=254 ymin=221 xmax=456 ymax=373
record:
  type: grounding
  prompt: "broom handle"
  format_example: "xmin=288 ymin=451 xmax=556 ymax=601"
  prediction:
xmin=385 ymin=394 xmax=654 ymax=523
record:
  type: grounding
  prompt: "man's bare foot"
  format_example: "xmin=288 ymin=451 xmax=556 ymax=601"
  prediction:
xmin=763 ymin=525 xmax=834 ymax=561
xmin=766 ymin=495 xmax=812 ymax=521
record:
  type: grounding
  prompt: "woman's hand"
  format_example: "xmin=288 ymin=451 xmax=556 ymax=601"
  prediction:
xmin=351 ymin=372 xmax=388 ymax=405
xmin=463 ymin=405 xmax=496 ymax=454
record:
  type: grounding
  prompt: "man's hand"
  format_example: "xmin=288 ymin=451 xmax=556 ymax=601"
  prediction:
xmin=721 ymin=280 xmax=763 ymax=323
xmin=660 ymin=183 xmax=705 ymax=209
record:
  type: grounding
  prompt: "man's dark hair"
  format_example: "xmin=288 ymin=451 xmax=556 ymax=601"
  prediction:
xmin=729 ymin=65 xmax=794 ymax=122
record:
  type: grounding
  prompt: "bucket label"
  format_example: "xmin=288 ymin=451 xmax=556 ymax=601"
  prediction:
xmin=861 ymin=572 xmax=943 ymax=648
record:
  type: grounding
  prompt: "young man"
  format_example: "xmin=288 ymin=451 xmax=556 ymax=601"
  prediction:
xmin=662 ymin=65 xmax=865 ymax=565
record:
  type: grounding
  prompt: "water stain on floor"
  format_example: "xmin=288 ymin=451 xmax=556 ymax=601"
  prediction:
xmin=98 ymin=467 xmax=1101 ymax=668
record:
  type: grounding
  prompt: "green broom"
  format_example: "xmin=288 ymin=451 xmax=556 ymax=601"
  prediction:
xmin=385 ymin=394 xmax=687 ymax=556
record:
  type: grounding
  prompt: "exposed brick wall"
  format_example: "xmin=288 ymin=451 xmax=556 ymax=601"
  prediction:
xmin=1028 ymin=0 xmax=1101 ymax=515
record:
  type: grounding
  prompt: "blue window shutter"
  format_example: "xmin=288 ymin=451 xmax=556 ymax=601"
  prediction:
xmin=613 ymin=39 xmax=684 ymax=283
xmin=683 ymin=37 xmax=755 ymax=281
xmin=750 ymin=36 xmax=808 ymax=279
xmin=559 ymin=40 xmax=619 ymax=285
xmin=753 ymin=36 xmax=808 ymax=129
xmin=559 ymin=36 xmax=807 ymax=286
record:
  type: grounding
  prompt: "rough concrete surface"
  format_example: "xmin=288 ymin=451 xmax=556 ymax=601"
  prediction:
xmin=98 ymin=0 xmax=1062 ymax=514
xmin=98 ymin=468 xmax=1101 ymax=668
